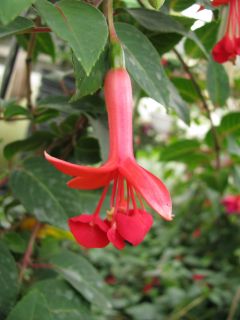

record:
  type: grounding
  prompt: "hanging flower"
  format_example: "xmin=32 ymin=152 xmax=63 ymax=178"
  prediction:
xmin=212 ymin=0 xmax=240 ymax=63
xmin=45 ymin=68 xmax=172 ymax=249
xmin=222 ymin=195 xmax=240 ymax=214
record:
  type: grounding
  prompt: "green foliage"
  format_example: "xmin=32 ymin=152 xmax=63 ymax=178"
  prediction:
xmin=0 ymin=0 xmax=35 ymax=25
xmin=0 ymin=17 xmax=33 ymax=38
xmin=35 ymin=0 xmax=108 ymax=75
xmin=0 ymin=242 xmax=19 ymax=318
xmin=207 ymin=59 xmax=230 ymax=106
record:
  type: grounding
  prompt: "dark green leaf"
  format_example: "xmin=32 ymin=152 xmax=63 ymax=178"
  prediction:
xmin=115 ymin=22 xmax=170 ymax=107
xmin=50 ymin=250 xmax=112 ymax=309
xmin=88 ymin=115 xmax=109 ymax=162
xmin=205 ymin=113 xmax=240 ymax=146
xmin=171 ymin=77 xmax=200 ymax=103
xmin=0 ymin=241 xmax=19 ymax=318
xmin=31 ymin=279 xmax=95 ymax=320
xmin=207 ymin=58 xmax=230 ymax=106
xmin=127 ymin=8 xmax=208 ymax=58
xmin=2 ymin=232 xmax=27 ymax=254
xmin=0 ymin=0 xmax=35 ymax=25
xmin=4 ymin=105 xmax=30 ymax=119
xmin=185 ymin=22 xmax=219 ymax=59
xmin=35 ymin=0 xmax=108 ymax=75
xmin=6 ymin=290 xmax=52 ymax=320
xmin=71 ymin=51 xmax=106 ymax=101
xmin=4 ymin=131 xmax=54 ymax=159
xmin=75 ymin=137 xmax=101 ymax=164
xmin=167 ymin=80 xmax=190 ymax=124
xmin=169 ymin=0 xmax=194 ymax=11
xmin=0 ymin=17 xmax=33 ymax=38
xmin=160 ymin=139 xmax=201 ymax=161
xmin=9 ymin=157 xmax=105 ymax=228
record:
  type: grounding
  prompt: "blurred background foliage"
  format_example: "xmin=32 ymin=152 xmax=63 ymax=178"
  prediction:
xmin=0 ymin=0 xmax=239 ymax=319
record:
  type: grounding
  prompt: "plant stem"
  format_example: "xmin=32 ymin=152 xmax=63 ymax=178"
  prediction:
xmin=227 ymin=287 xmax=240 ymax=320
xmin=26 ymin=31 xmax=37 ymax=114
xmin=169 ymin=295 xmax=205 ymax=320
xmin=104 ymin=0 xmax=118 ymax=41
xmin=18 ymin=221 xmax=41 ymax=283
xmin=173 ymin=48 xmax=221 ymax=170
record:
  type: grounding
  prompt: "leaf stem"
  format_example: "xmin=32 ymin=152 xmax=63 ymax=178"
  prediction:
xmin=173 ymin=48 xmax=221 ymax=170
xmin=18 ymin=221 xmax=41 ymax=283
xmin=104 ymin=0 xmax=125 ymax=68
xmin=227 ymin=287 xmax=240 ymax=320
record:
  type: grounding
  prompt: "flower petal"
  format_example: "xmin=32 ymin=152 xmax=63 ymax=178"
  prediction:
xmin=116 ymin=210 xmax=153 ymax=246
xmin=107 ymin=226 xmax=125 ymax=250
xmin=67 ymin=172 xmax=114 ymax=190
xmin=44 ymin=151 xmax=115 ymax=177
xmin=119 ymin=158 xmax=172 ymax=221
xmin=68 ymin=214 xmax=109 ymax=248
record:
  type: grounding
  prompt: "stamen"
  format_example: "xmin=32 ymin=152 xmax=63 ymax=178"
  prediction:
xmin=93 ymin=183 xmax=110 ymax=217
xmin=136 ymin=192 xmax=145 ymax=210
xmin=110 ymin=174 xmax=118 ymax=208
xmin=129 ymin=185 xmax=138 ymax=212
xmin=106 ymin=207 xmax=115 ymax=221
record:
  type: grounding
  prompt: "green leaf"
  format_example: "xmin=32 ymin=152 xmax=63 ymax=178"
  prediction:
xmin=4 ymin=131 xmax=54 ymax=159
xmin=207 ymin=59 xmax=230 ymax=106
xmin=0 ymin=0 xmax=35 ymax=25
xmin=6 ymin=290 xmax=53 ymax=320
xmin=71 ymin=51 xmax=106 ymax=101
xmin=3 ymin=105 xmax=30 ymax=119
xmin=205 ymin=113 xmax=240 ymax=146
xmin=50 ymin=250 xmax=112 ymax=309
xmin=127 ymin=8 xmax=208 ymax=58
xmin=115 ymin=22 xmax=170 ymax=107
xmin=17 ymin=32 xmax=56 ymax=61
xmin=2 ymin=232 xmax=27 ymax=254
xmin=31 ymin=279 xmax=95 ymax=320
xmin=35 ymin=0 xmax=108 ymax=75
xmin=171 ymin=77 xmax=200 ymax=103
xmin=185 ymin=22 xmax=219 ymax=59
xmin=127 ymin=8 xmax=190 ymax=35
xmin=167 ymin=80 xmax=190 ymax=124
xmin=9 ymin=157 xmax=105 ymax=229
xmin=0 ymin=241 xmax=19 ymax=318
xmin=160 ymin=139 xmax=201 ymax=162
xmin=88 ymin=115 xmax=109 ymax=162
xmin=74 ymin=137 xmax=101 ymax=164
xmin=0 ymin=17 xmax=33 ymax=38
xmin=169 ymin=0 xmax=194 ymax=11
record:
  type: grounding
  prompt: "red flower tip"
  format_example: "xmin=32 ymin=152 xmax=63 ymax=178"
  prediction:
xmin=68 ymin=214 xmax=109 ymax=248
xmin=222 ymin=195 xmax=240 ymax=214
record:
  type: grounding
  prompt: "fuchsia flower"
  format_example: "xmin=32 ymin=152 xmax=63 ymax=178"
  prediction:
xmin=212 ymin=0 xmax=240 ymax=63
xmin=222 ymin=195 xmax=240 ymax=214
xmin=45 ymin=68 xmax=172 ymax=249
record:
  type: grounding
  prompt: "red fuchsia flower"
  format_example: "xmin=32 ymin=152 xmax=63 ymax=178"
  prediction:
xmin=212 ymin=0 xmax=229 ymax=6
xmin=192 ymin=228 xmax=201 ymax=238
xmin=45 ymin=68 xmax=172 ymax=250
xmin=222 ymin=195 xmax=240 ymax=214
xmin=143 ymin=277 xmax=160 ymax=293
xmin=192 ymin=274 xmax=205 ymax=281
xmin=212 ymin=0 xmax=240 ymax=63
